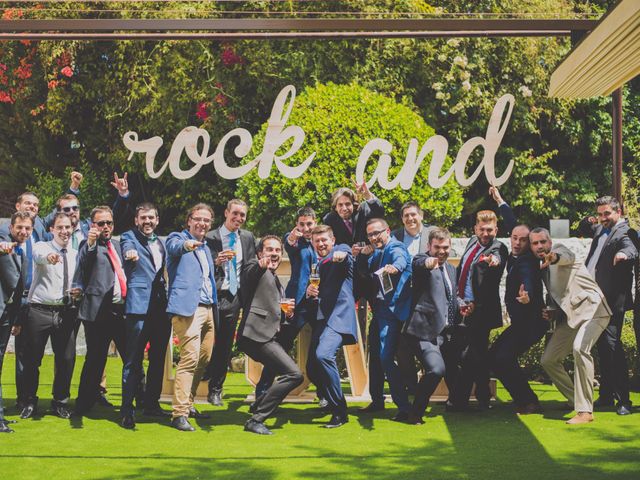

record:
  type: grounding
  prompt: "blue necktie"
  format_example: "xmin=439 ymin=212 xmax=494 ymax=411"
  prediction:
xmin=228 ymin=232 xmax=238 ymax=295
xmin=601 ymin=227 xmax=611 ymax=235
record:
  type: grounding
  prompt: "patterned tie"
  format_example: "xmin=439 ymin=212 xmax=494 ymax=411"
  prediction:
xmin=105 ymin=241 xmax=127 ymax=298
xmin=228 ymin=232 xmax=238 ymax=295
xmin=457 ymin=242 xmax=482 ymax=295
xmin=441 ymin=265 xmax=455 ymax=326
xmin=344 ymin=219 xmax=353 ymax=236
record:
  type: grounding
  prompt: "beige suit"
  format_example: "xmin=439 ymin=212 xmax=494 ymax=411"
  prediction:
xmin=540 ymin=244 xmax=611 ymax=413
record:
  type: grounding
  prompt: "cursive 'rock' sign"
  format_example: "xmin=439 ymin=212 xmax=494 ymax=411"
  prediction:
xmin=123 ymin=85 xmax=515 ymax=189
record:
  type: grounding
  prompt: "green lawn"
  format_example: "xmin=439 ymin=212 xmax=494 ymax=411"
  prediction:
xmin=1 ymin=355 xmax=640 ymax=480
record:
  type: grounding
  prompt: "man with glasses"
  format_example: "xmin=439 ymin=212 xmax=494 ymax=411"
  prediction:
xmin=71 ymin=206 xmax=129 ymax=415
xmin=355 ymin=218 xmax=412 ymax=421
xmin=166 ymin=204 xmax=218 ymax=431
xmin=20 ymin=213 xmax=78 ymax=420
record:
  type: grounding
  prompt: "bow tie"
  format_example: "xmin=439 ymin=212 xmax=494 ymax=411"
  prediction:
xmin=14 ymin=245 xmax=24 ymax=256
xmin=147 ymin=233 xmax=158 ymax=242
xmin=601 ymin=228 xmax=611 ymax=235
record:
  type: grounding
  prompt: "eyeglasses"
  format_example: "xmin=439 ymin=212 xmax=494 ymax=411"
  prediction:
xmin=61 ymin=205 xmax=79 ymax=213
xmin=190 ymin=217 xmax=211 ymax=224
xmin=367 ymin=229 xmax=386 ymax=239
xmin=95 ymin=220 xmax=113 ymax=227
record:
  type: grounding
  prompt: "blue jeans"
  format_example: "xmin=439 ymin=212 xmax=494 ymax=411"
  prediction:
xmin=368 ymin=306 xmax=410 ymax=412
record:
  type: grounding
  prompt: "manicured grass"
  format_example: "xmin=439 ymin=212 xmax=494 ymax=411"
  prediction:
xmin=1 ymin=355 xmax=640 ymax=480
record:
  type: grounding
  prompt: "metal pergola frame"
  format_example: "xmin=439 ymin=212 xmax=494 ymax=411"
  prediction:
xmin=0 ymin=15 xmax=623 ymax=197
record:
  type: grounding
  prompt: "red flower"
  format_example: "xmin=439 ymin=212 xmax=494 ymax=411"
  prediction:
xmin=214 ymin=92 xmax=228 ymax=107
xmin=0 ymin=90 xmax=14 ymax=103
xmin=47 ymin=80 xmax=59 ymax=90
xmin=144 ymin=342 xmax=151 ymax=353
xmin=14 ymin=64 xmax=32 ymax=80
xmin=172 ymin=336 xmax=180 ymax=345
xmin=221 ymin=47 xmax=243 ymax=67
xmin=195 ymin=101 xmax=209 ymax=120
xmin=60 ymin=66 xmax=73 ymax=77
xmin=2 ymin=8 xmax=24 ymax=20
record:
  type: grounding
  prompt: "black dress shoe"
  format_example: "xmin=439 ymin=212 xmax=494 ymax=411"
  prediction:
xmin=20 ymin=404 xmax=36 ymax=419
xmin=143 ymin=407 xmax=172 ymax=418
xmin=96 ymin=392 xmax=114 ymax=408
xmin=406 ymin=413 xmax=425 ymax=425
xmin=358 ymin=402 xmax=385 ymax=413
xmin=189 ymin=407 xmax=211 ymax=419
xmin=171 ymin=416 xmax=195 ymax=432
xmin=120 ymin=415 xmax=135 ymax=429
xmin=617 ymin=404 xmax=632 ymax=416
xmin=207 ymin=391 xmax=224 ymax=407
xmin=325 ymin=414 xmax=349 ymax=428
xmin=593 ymin=396 xmax=615 ymax=408
xmin=244 ymin=419 xmax=273 ymax=435
xmin=0 ymin=421 xmax=14 ymax=433
xmin=51 ymin=403 xmax=72 ymax=419
xmin=445 ymin=401 xmax=469 ymax=413
xmin=391 ymin=411 xmax=410 ymax=422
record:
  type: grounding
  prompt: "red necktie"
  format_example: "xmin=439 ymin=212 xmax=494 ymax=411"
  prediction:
xmin=457 ymin=242 xmax=482 ymax=295
xmin=106 ymin=241 xmax=127 ymax=298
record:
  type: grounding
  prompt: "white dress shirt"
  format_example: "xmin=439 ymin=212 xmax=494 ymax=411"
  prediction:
xmin=219 ymin=224 xmax=243 ymax=291
xmin=29 ymin=240 xmax=77 ymax=305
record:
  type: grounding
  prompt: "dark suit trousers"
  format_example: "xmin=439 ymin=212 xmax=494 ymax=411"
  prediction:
xmin=448 ymin=323 xmax=492 ymax=407
xmin=121 ymin=300 xmax=171 ymax=416
xmin=13 ymin=297 xmax=29 ymax=406
xmin=22 ymin=304 xmax=78 ymax=405
xmin=207 ymin=290 xmax=241 ymax=393
xmin=255 ymin=307 xmax=318 ymax=399
xmin=307 ymin=320 xmax=348 ymax=416
xmin=76 ymin=303 xmax=126 ymax=413
xmin=596 ymin=311 xmax=630 ymax=404
xmin=489 ymin=320 xmax=547 ymax=406
xmin=0 ymin=315 xmax=12 ymax=421
xmin=407 ymin=333 xmax=451 ymax=416
xmin=239 ymin=336 xmax=303 ymax=423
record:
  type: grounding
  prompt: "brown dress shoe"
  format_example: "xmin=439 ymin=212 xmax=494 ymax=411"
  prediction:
xmin=566 ymin=412 xmax=593 ymax=424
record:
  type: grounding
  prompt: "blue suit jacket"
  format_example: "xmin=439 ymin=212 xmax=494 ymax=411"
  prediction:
xmin=283 ymin=233 xmax=317 ymax=306
xmin=166 ymin=230 xmax=218 ymax=318
xmin=305 ymin=244 xmax=357 ymax=345
xmin=358 ymin=238 xmax=412 ymax=321
xmin=505 ymin=250 xmax=543 ymax=324
xmin=120 ymin=229 xmax=167 ymax=316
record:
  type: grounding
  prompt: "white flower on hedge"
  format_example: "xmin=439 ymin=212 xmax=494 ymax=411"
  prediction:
xmin=475 ymin=87 xmax=482 ymax=96
xmin=519 ymin=85 xmax=533 ymax=97
xmin=453 ymin=55 xmax=468 ymax=68
xmin=435 ymin=91 xmax=446 ymax=100
xmin=461 ymin=80 xmax=471 ymax=91
xmin=450 ymin=102 xmax=464 ymax=114
xmin=447 ymin=38 xmax=460 ymax=47
xmin=432 ymin=82 xmax=444 ymax=91
xmin=524 ymin=75 xmax=533 ymax=84
xmin=438 ymin=54 xmax=447 ymax=62
xmin=459 ymin=71 xmax=471 ymax=81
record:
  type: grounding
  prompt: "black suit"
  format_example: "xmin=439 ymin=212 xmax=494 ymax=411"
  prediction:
xmin=490 ymin=251 xmax=545 ymax=407
xmin=322 ymin=197 xmax=384 ymax=247
xmin=448 ymin=237 xmax=508 ymax=408
xmin=404 ymin=254 xmax=459 ymax=417
xmin=204 ymin=227 xmax=257 ymax=394
xmin=72 ymin=239 xmax=127 ymax=413
xmin=0 ymin=234 xmax=23 ymax=423
xmin=583 ymin=219 xmax=637 ymax=405
xmin=237 ymin=259 xmax=303 ymax=423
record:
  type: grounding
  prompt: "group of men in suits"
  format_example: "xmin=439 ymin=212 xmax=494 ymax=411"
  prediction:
xmin=1 ymin=171 xmax=638 ymax=435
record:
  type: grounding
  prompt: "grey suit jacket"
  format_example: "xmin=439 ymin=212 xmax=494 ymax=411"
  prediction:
xmin=0 ymin=232 xmax=22 ymax=319
xmin=391 ymin=225 xmax=434 ymax=256
xmin=237 ymin=258 xmax=283 ymax=343
xmin=545 ymin=244 xmax=611 ymax=329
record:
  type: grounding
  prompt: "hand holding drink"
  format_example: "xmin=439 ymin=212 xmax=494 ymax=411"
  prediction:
xmin=280 ymin=298 xmax=295 ymax=319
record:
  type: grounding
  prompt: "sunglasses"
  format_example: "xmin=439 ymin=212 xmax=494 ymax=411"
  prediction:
xmin=95 ymin=220 xmax=113 ymax=227
xmin=61 ymin=205 xmax=79 ymax=213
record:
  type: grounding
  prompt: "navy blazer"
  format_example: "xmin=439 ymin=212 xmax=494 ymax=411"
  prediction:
xmin=283 ymin=232 xmax=317 ymax=306
xmin=405 ymin=254 xmax=459 ymax=341
xmin=358 ymin=238 xmax=412 ymax=321
xmin=166 ymin=230 xmax=218 ymax=318
xmin=72 ymin=238 xmax=125 ymax=322
xmin=120 ymin=229 xmax=167 ymax=316
xmin=305 ymin=244 xmax=358 ymax=345
xmin=322 ymin=197 xmax=385 ymax=246
xmin=583 ymin=220 xmax=637 ymax=315
xmin=504 ymin=250 xmax=543 ymax=324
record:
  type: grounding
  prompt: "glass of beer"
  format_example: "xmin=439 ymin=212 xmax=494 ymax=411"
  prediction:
xmin=309 ymin=272 xmax=320 ymax=288
xmin=280 ymin=298 xmax=295 ymax=315
xmin=543 ymin=306 xmax=557 ymax=333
